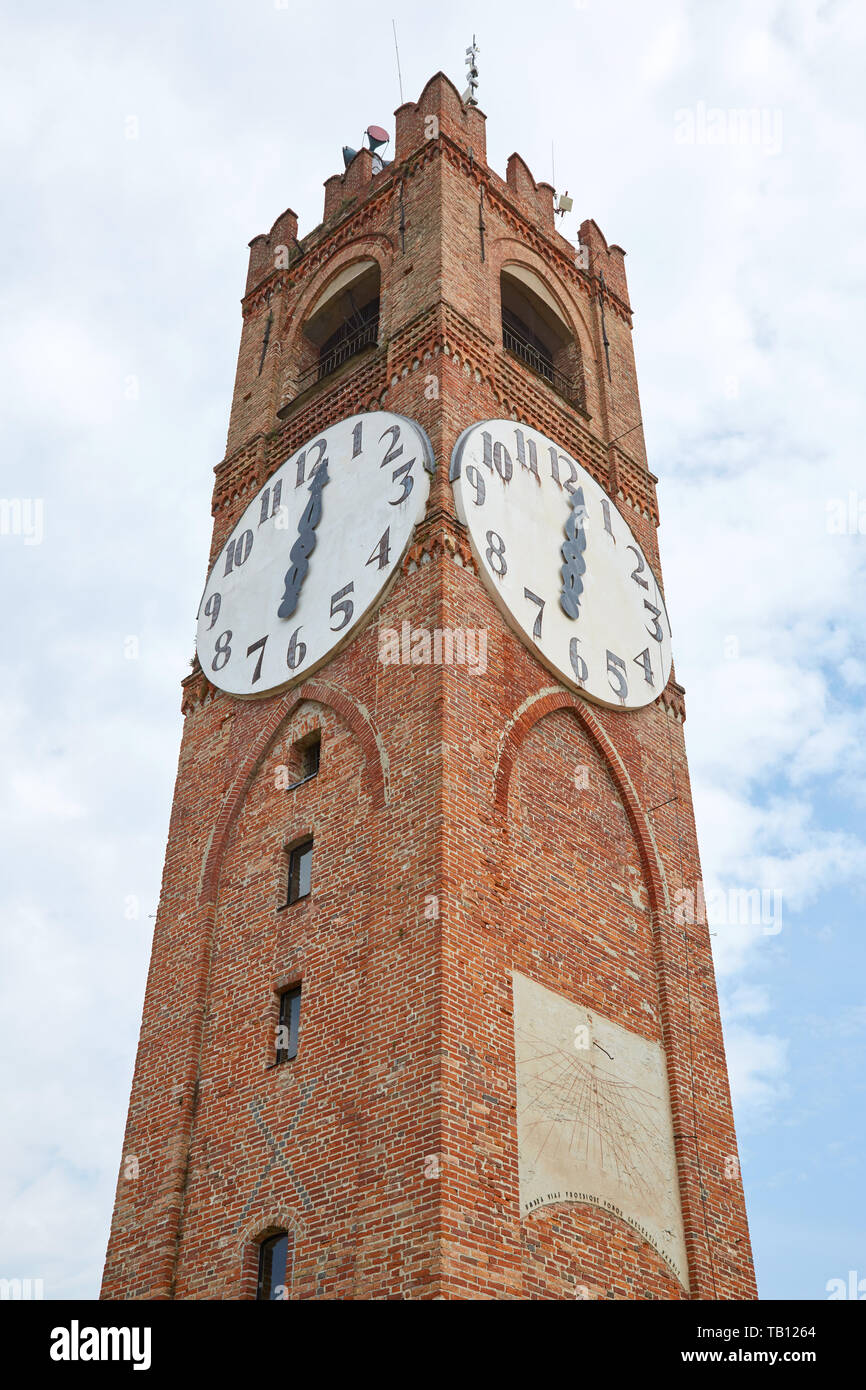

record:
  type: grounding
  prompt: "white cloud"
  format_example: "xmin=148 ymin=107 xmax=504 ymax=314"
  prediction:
xmin=6 ymin=771 xmax=86 ymax=822
xmin=806 ymin=1005 xmax=866 ymax=1039
xmin=724 ymin=1025 xmax=789 ymax=1122
xmin=840 ymin=658 xmax=866 ymax=688
xmin=0 ymin=897 xmax=147 ymax=1297
xmin=725 ymin=983 xmax=772 ymax=1019
xmin=639 ymin=21 xmax=688 ymax=83
xmin=0 ymin=314 xmax=122 ymax=431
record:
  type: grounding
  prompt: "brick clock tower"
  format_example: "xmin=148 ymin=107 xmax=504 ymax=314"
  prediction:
xmin=102 ymin=72 xmax=756 ymax=1301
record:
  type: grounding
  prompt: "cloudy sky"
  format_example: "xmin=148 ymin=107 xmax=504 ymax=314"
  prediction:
xmin=1 ymin=0 xmax=864 ymax=1301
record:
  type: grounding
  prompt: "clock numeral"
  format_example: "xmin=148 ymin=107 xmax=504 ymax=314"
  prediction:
xmin=366 ymin=527 xmax=391 ymax=571
xmin=480 ymin=436 xmax=508 ymax=486
xmin=514 ymin=427 xmax=539 ymax=481
xmin=246 ymin=635 xmax=268 ymax=684
xmin=389 ymin=458 xmax=414 ymax=505
xmin=465 ymin=464 xmax=486 ymax=507
xmin=286 ymin=626 xmax=307 ymax=671
xmin=549 ymin=445 xmax=579 ymax=495
xmin=329 ymin=582 xmax=355 ymax=632
xmin=523 ymin=587 xmax=545 ymax=640
xmin=481 ymin=430 xmax=494 ymax=472
xmin=259 ymin=481 xmax=283 ymax=526
xmin=493 ymin=441 xmax=513 ymax=483
xmin=644 ymin=599 xmax=664 ymax=643
xmin=627 ymin=544 xmax=649 ymax=590
xmin=485 ymin=530 xmax=507 ymax=578
xmin=212 ymin=630 xmax=233 ymax=672
xmin=236 ymin=530 xmax=254 ymax=565
xmin=606 ymin=650 xmax=628 ymax=702
xmin=379 ymin=424 xmax=403 ymax=469
xmin=295 ymin=438 xmax=327 ymax=488
xmin=379 ymin=424 xmax=414 ymax=504
xmin=224 ymin=529 xmax=253 ymax=576
xmin=480 ymin=431 xmax=512 ymax=482
xmin=204 ymin=592 xmax=221 ymax=630
xmin=634 ymin=647 xmax=654 ymax=687
xmin=601 ymin=497 xmax=616 ymax=541
xmin=352 ymin=420 xmax=363 ymax=458
xmin=569 ymin=638 xmax=588 ymax=686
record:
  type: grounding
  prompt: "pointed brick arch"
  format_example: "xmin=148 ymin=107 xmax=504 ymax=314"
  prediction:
xmin=493 ymin=685 xmax=670 ymax=921
xmin=279 ymin=236 xmax=393 ymax=347
xmin=492 ymin=236 xmax=597 ymax=370
xmin=199 ymin=678 xmax=388 ymax=908
xmin=493 ymin=686 xmax=721 ymax=1294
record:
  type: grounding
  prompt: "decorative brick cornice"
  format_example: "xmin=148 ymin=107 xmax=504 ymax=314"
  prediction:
xmin=210 ymin=301 xmax=657 ymax=531
xmin=181 ymin=661 xmax=218 ymax=715
xmin=611 ymin=446 xmax=659 ymax=524
xmin=659 ymin=679 xmax=687 ymax=723
xmin=388 ymin=299 xmax=606 ymax=478
xmin=591 ymin=272 xmax=631 ymax=324
xmin=242 ymin=273 xmax=289 ymax=320
xmin=405 ymin=507 xmax=475 ymax=572
xmin=211 ymin=434 xmax=266 ymax=520
xmin=272 ymin=349 xmax=390 ymax=455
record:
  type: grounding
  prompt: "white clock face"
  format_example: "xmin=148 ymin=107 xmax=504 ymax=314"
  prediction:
xmin=197 ymin=411 xmax=433 ymax=697
xmin=450 ymin=420 xmax=672 ymax=710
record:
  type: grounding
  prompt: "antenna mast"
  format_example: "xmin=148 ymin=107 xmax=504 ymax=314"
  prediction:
xmin=392 ymin=20 xmax=404 ymax=105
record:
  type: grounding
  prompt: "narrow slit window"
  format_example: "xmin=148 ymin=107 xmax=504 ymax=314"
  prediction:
xmin=301 ymin=734 xmax=320 ymax=780
xmin=257 ymin=1231 xmax=289 ymax=1300
xmin=286 ymin=838 xmax=313 ymax=905
xmin=276 ymin=985 xmax=301 ymax=1064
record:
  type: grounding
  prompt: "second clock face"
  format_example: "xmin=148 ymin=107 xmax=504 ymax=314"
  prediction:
xmin=197 ymin=411 xmax=433 ymax=697
xmin=450 ymin=420 xmax=672 ymax=710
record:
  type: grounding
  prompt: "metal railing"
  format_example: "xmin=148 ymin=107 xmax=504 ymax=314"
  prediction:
xmin=502 ymin=321 xmax=585 ymax=412
xmin=295 ymin=317 xmax=379 ymax=396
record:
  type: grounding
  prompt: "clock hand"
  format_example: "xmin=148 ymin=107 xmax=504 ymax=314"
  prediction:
xmin=277 ymin=459 xmax=330 ymax=620
xmin=559 ymin=485 xmax=588 ymax=620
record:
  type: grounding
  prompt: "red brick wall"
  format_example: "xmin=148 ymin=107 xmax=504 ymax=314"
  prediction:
xmin=101 ymin=72 xmax=756 ymax=1301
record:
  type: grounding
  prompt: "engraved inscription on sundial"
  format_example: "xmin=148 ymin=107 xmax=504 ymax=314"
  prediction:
xmin=513 ymin=972 xmax=689 ymax=1291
